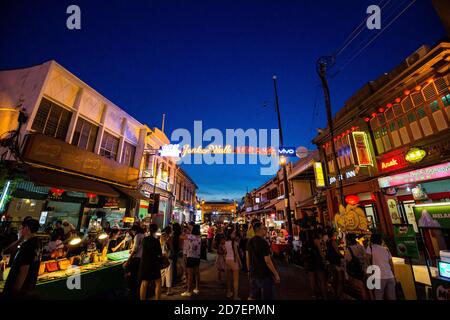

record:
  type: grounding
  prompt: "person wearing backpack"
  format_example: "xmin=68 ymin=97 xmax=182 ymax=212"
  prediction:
xmin=366 ymin=233 xmax=397 ymax=300
xmin=326 ymin=230 xmax=344 ymax=300
xmin=345 ymin=233 xmax=370 ymax=300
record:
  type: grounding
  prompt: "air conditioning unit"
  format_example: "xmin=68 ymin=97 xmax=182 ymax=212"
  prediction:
xmin=406 ymin=45 xmax=430 ymax=67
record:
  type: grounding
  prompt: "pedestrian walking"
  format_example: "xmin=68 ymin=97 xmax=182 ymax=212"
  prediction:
xmin=2 ymin=218 xmax=41 ymax=299
xmin=240 ymin=224 xmax=249 ymax=272
xmin=225 ymin=228 xmax=242 ymax=300
xmin=246 ymin=222 xmax=280 ymax=300
xmin=181 ymin=224 xmax=201 ymax=297
xmin=366 ymin=233 xmax=397 ymax=300
xmin=345 ymin=233 xmax=370 ymax=300
xmin=303 ymin=229 xmax=328 ymax=300
xmin=326 ymin=230 xmax=344 ymax=300
xmin=215 ymin=236 xmax=226 ymax=284
xmin=207 ymin=224 xmax=214 ymax=252
xmin=160 ymin=226 xmax=174 ymax=296
xmin=171 ymin=223 xmax=182 ymax=284
xmin=124 ymin=224 xmax=145 ymax=299
xmin=139 ymin=223 xmax=162 ymax=300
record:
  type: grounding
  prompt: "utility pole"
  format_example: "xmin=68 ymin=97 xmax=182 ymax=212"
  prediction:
xmin=161 ymin=113 xmax=166 ymax=133
xmin=272 ymin=75 xmax=293 ymax=239
xmin=316 ymin=56 xmax=344 ymax=205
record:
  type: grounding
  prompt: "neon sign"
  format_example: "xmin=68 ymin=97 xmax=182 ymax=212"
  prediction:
xmin=405 ymin=148 xmax=427 ymax=164
xmin=352 ymin=132 xmax=373 ymax=166
xmin=381 ymin=158 xmax=399 ymax=170
xmin=378 ymin=161 xmax=450 ymax=188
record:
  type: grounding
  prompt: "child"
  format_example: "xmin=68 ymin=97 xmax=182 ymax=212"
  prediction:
xmin=215 ymin=237 xmax=226 ymax=284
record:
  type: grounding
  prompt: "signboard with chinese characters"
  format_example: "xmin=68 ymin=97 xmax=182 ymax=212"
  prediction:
xmin=387 ymin=198 xmax=402 ymax=224
xmin=313 ymin=162 xmax=325 ymax=187
xmin=378 ymin=162 xmax=450 ymax=188
xmin=352 ymin=132 xmax=373 ymax=166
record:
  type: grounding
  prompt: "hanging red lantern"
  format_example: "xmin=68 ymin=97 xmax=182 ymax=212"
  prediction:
xmin=50 ymin=188 xmax=64 ymax=196
xmin=415 ymin=85 xmax=422 ymax=91
xmin=364 ymin=117 xmax=370 ymax=122
xmin=371 ymin=112 xmax=377 ymax=118
xmin=87 ymin=193 xmax=97 ymax=199
xmin=427 ymin=78 xmax=434 ymax=84
xmin=395 ymin=98 xmax=401 ymax=103
xmin=386 ymin=103 xmax=392 ymax=109
xmin=370 ymin=193 xmax=377 ymax=202
xmin=345 ymin=194 xmax=360 ymax=205
xmin=379 ymin=107 xmax=385 ymax=113
xmin=403 ymin=89 xmax=410 ymax=96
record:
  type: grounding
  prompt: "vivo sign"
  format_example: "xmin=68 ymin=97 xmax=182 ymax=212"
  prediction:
xmin=278 ymin=147 xmax=296 ymax=157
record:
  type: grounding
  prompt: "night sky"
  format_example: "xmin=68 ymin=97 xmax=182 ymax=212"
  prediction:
xmin=0 ymin=0 xmax=445 ymax=201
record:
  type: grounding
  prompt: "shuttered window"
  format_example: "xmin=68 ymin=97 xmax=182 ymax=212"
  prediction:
xmin=121 ymin=142 xmax=136 ymax=167
xmin=71 ymin=117 xmax=98 ymax=152
xmin=31 ymin=97 xmax=72 ymax=140
xmin=99 ymin=132 xmax=120 ymax=160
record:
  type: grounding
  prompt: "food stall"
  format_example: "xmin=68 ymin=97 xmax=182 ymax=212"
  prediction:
xmin=0 ymin=249 xmax=130 ymax=300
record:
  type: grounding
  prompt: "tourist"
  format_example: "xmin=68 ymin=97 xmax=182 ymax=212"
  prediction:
xmin=366 ymin=233 xmax=396 ymax=300
xmin=215 ymin=236 xmax=226 ymax=284
xmin=125 ymin=224 xmax=145 ymax=299
xmin=52 ymin=220 xmax=64 ymax=240
xmin=326 ymin=230 xmax=344 ymax=299
xmin=43 ymin=233 xmax=64 ymax=260
xmin=139 ymin=223 xmax=162 ymax=300
xmin=207 ymin=223 xmax=214 ymax=252
xmin=225 ymin=228 xmax=242 ymax=300
xmin=345 ymin=233 xmax=370 ymax=300
xmin=239 ymin=224 xmax=249 ymax=272
xmin=2 ymin=218 xmax=41 ymax=299
xmin=172 ymin=223 xmax=182 ymax=284
xmin=303 ymin=229 xmax=328 ymax=300
xmin=181 ymin=224 xmax=202 ymax=297
xmin=246 ymin=222 xmax=280 ymax=300
xmin=160 ymin=226 xmax=174 ymax=296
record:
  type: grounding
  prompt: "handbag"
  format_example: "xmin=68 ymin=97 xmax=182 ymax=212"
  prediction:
xmin=160 ymin=255 xmax=170 ymax=270
xmin=346 ymin=247 xmax=365 ymax=280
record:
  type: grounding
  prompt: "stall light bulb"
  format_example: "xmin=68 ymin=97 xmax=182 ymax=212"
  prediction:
xmin=406 ymin=187 xmax=411 ymax=192
xmin=98 ymin=233 xmax=108 ymax=240
xmin=69 ymin=237 xmax=82 ymax=246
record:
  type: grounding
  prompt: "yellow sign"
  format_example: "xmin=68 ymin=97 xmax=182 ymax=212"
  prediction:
xmin=313 ymin=162 xmax=325 ymax=187
xmin=334 ymin=204 xmax=369 ymax=233
xmin=123 ymin=217 xmax=135 ymax=223
xmin=405 ymin=148 xmax=426 ymax=164
xmin=352 ymin=131 xmax=373 ymax=166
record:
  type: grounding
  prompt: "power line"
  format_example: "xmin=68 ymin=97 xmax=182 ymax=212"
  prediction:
xmin=334 ymin=0 xmax=392 ymax=58
xmin=330 ymin=0 xmax=417 ymax=79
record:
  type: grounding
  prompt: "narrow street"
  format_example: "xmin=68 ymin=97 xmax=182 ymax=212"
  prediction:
xmin=161 ymin=253 xmax=314 ymax=300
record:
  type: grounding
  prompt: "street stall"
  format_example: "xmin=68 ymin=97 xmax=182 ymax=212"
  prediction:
xmin=0 ymin=249 xmax=130 ymax=300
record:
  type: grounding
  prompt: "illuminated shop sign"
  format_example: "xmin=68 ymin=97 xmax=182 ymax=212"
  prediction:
xmin=313 ymin=162 xmax=325 ymax=187
xmin=329 ymin=169 xmax=358 ymax=184
xmin=278 ymin=147 xmax=297 ymax=157
xmin=159 ymin=144 xmax=181 ymax=158
xmin=405 ymin=148 xmax=427 ymax=164
xmin=378 ymin=161 xmax=450 ymax=188
xmin=352 ymin=131 xmax=373 ymax=166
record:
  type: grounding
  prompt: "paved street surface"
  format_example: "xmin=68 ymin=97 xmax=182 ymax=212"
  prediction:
xmin=160 ymin=253 xmax=314 ymax=300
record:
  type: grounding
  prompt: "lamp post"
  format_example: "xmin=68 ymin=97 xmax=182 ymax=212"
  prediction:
xmin=272 ymin=75 xmax=293 ymax=239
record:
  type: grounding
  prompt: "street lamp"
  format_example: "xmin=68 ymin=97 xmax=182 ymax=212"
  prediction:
xmin=279 ymin=156 xmax=287 ymax=166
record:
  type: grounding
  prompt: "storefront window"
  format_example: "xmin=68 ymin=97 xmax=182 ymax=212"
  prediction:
xmin=121 ymin=141 xmax=136 ymax=167
xmin=46 ymin=201 xmax=81 ymax=229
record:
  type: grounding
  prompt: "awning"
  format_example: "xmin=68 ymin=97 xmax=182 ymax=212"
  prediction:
xmin=115 ymin=186 xmax=150 ymax=201
xmin=27 ymin=167 xmax=120 ymax=197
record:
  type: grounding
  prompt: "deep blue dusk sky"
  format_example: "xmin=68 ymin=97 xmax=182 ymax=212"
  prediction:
xmin=0 ymin=0 xmax=445 ymax=201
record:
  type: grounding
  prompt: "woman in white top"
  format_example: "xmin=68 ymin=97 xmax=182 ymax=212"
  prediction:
xmin=225 ymin=228 xmax=242 ymax=300
xmin=125 ymin=225 xmax=145 ymax=299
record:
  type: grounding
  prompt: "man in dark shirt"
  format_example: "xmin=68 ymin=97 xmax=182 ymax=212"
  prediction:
xmin=246 ymin=222 xmax=280 ymax=300
xmin=2 ymin=218 xmax=41 ymax=299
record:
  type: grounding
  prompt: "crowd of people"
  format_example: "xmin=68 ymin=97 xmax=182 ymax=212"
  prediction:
xmin=297 ymin=224 xmax=397 ymax=300
xmin=1 ymin=215 xmax=397 ymax=301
